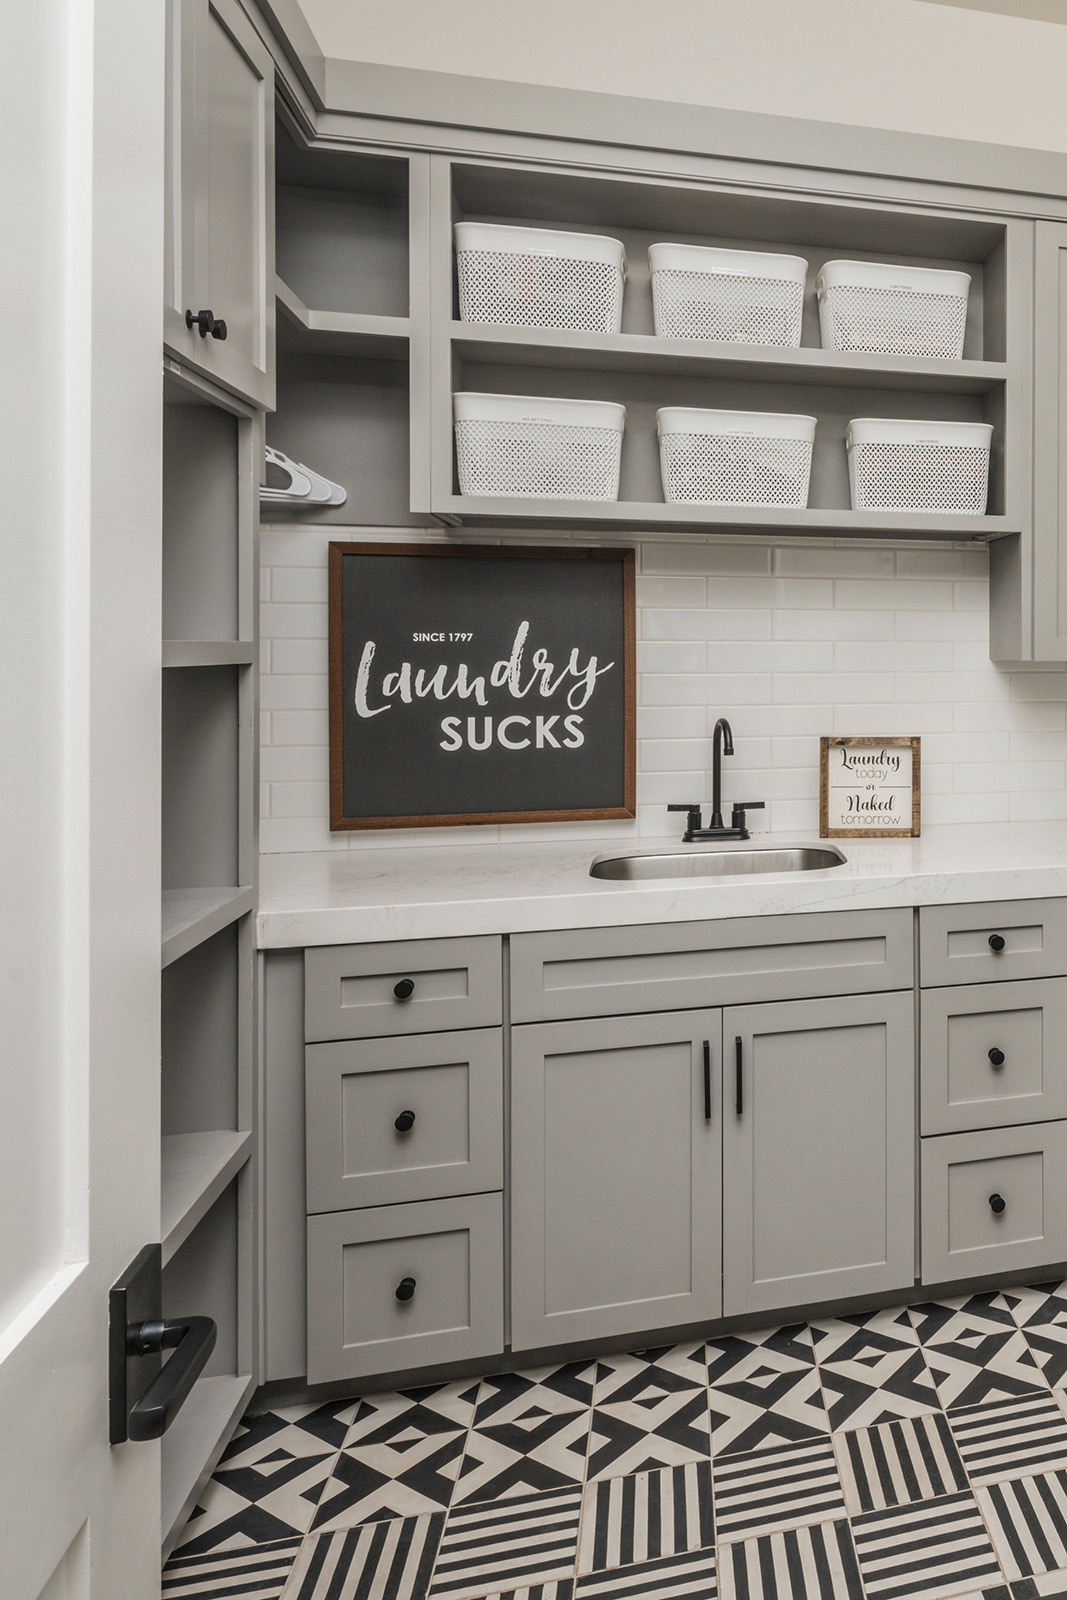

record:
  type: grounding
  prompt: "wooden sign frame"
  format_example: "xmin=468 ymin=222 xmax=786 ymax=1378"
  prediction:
xmin=328 ymin=542 xmax=636 ymax=830
xmin=819 ymin=736 xmax=921 ymax=838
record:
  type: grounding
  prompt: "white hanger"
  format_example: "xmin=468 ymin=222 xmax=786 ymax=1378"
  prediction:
xmin=261 ymin=445 xmax=347 ymax=506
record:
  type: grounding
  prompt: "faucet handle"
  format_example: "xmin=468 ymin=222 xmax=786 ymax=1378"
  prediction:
xmin=668 ymin=804 xmax=703 ymax=839
xmin=730 ymin=801 xmax=765 ymax=837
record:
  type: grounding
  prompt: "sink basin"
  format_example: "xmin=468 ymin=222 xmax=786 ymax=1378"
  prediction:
xmin=589 ymin=844 xmax=848 ymax=880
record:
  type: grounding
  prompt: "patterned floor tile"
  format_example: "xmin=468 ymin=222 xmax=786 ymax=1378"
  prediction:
xmin=578 ymin=1461 xmax=713 ymax=1572
xmin=718 ymin=1519 xmax=863 ymax=1600
xmin=458 ymin=1587 xmax=573 ymax=1600
xmin=592 ymin=1344 xmax=708 ymax=1408
xmin=707 ymin=1326 xmax=816 ymax=1382
xmin=575 ymin=1547 xmax=716 ymax=1599
xmin=429 ymin=1487 xmax=582 ymax=1600
xmin=979 ymin=1472 xmax=1067 ymax=1582
xmin=706 ymin=1345 xmax=830 ymax=1459
xmin=311 ymin=1385 xmax=476 ymax=1531
xmin=812 ymin=1307 xmax=940 ymax=1429
xmin=172 ymin=1403 xmax=354 ymax=1554
xmin=474 ymin=1364 xmax=595 ymax=1425
xmin=284 ymin=1514 xmax=443 ymax=1600
xmin=1006 ymin=1286 xmax=1067 ymax=1389
xmin=949 ymin=1392 xmax=1067 ymax=1486
xmin=586 ymin=1386 xmax=711 ymax=1482
xmin=909 ymin=1295 xmax=1048 ymax=1409
xmin=1010 ymin=1572 xmax=1067 ymax=1597
xmin=454 ymin=1409 xmax=590 ymax=1505
xmin=714 ymin=1436 xmax=845 ymax=1543
xmin=834 ymin=1412 xmax=968 ymax=1514
xmin=161 ymin=1536 xmax=301 ymax=1598
xmin=810 ymin=1306 xmax=919 ymax=1363
xmin=851 ymin=1491 xmax=1003 ymax=1599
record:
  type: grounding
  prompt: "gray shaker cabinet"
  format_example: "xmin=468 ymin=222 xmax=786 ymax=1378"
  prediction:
xmin=722 ymin=992 xmax=916 ymax=1318
xmin=165 ymin=0 xmax=275 ymax=408
xmin=510 ymin=1010 xmax=723 ymax=1352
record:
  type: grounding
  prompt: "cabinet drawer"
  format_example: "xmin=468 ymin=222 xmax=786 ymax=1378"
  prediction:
xmin=921 ymin=978 xmax=1067 ymax=1135
xmin=306 ymin=1194 xmax=503 ymax=1384
xmin=921 ymin=1122 xmax=1067 ymax=1284
xmin=511 ymin=909 xmax=912 ymax=1022
xmin=305 ymin=936 xmax=501 ymax=1042
xmin=305 ymin=1029 xmax=503 ymax=1212
xmin=920 ymin=899 xmax=1067 ymax=987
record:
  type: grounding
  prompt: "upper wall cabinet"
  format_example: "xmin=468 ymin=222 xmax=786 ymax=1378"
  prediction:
xmin=165 ymin=0 xmax=275 ymax=409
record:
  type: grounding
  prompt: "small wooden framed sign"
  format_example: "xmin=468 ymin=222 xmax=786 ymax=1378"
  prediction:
xmin=819 ymin=736 xmax=921 ymax=838
xmin=329 ymin=542 xmax=636 ymax=830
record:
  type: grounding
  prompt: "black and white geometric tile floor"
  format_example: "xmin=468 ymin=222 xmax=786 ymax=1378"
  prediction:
xmin=161 ymin=1284 xmax=1067 ymax=1600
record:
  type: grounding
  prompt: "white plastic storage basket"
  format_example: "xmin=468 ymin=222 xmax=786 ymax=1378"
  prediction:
xmin=846 ymin=418 xmax=992 ymax=514
xmin=656 ymin=407 xmax=817 ymax=507
xmin=454 ymin=222 xmax=626 ymax=333
xmin=649 ymin=243 xmax=808 ymax=347
xmin=817 ymin=259 xmax=971 ymax=359
xmin=454 ymin=392 xmax=626 ymax=501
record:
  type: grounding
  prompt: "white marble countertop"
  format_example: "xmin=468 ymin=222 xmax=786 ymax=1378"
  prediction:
xmin=257 ymin=821 xmax=1067 ymax=947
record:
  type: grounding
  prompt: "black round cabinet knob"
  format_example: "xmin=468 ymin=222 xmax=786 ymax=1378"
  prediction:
xmin=394 ymin=1109 xmax=416 ymax=1133
xmin=184 ymin=308 xmax=227 ymax=341
xmin=988 ymin=933 xmax=1007 ymax=952
xmin=395 ymin=1277 xmax=416 ymax=1302
xmin=989 ymin=1193 xmax=1007 ymax=1214
xmin=988 ymin=1047 xmax=1006 ymax=1068
xmin=393 ymin=978 xmax=415 ymax=1000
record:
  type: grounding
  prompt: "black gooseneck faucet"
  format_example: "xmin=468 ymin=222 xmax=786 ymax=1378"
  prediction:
xmin=667 ymin=715 xmax=765 ymax=841
xmin=709 ymin=717 xmax=734 ymax=829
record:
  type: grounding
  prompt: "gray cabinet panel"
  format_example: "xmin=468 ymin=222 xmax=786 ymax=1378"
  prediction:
xmin=305 ymin=1028 xmax=503 ymax=1211
xmin=920 ymin=899 xmax=1067 ymax=987
xmin=1031 ymin=221 xmax=1067 ymax=662
xmin=723 ymin=991 xmax=915 ymax=1317
xmin=305 ymin=935 xmax=501 ymax=1041
xmin=921 ymin=978 xmax=1067 ymax=1135
xmin=511 ymin=910 xmax=913 ymax=1023
xmin=511 ymin=1010 xmax=721 ymax=1351
xmin=921 ymin=1122 xmax=1067 ymax=1283
xmin=306 ymin=1193 xmax=503 ymax=1384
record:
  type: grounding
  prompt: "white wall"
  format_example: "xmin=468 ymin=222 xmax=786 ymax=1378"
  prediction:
xmin=299 ymin=0 xmax=1067 ymax=154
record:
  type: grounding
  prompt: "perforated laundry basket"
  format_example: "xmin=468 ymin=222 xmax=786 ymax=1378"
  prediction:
xmin=846 ymin=418 xmax=992 ymax=514
xmin=454 ymin=393 xmax=625 ymax=500
xmin=649 ymin=243 xmax=808 ymax=347
xmin=657 ymin=408 xmax=816 ymax=507
xmin=817 ymin=260 xmax=971 ymax=359
xmin=454 ymin=223 xmax=626 ymax=333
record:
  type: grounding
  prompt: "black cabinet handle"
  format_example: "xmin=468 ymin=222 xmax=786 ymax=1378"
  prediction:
xmin=735 ymin=1037 xmax=743 ymax=1116
xmin=988 ymin=933 xmax=1006 ymax=952
xmin=395 ymin=1277 xmax=416 ymax=1302
xmin=126 ymin=1316 xmax=217 ymax=1441
xmin=989 ymin=1192 xmax=1006 ymax=1214
xmin=988 ymin=1047 xmax=1006 ymax=1068
xmin=393 ymin=978 xmax=415 ymax=1000
xmin=185 ymin=308 xmax=227 ymax=340
xmin=394 ymin=1109 xmax=416 ymax=1133
xmin=703 ymin=1041 xmax=712 ymax=1122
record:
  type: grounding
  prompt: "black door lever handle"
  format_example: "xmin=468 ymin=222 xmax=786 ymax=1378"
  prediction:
xmin=126 ymin=1315 xmax=217 ymax=1441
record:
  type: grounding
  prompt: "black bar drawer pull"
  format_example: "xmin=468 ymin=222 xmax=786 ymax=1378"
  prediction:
xmin=703 ymin=1040 xmax=712 ymax=1121
xmin=735 ymin=1037 xmax=743 ymax=1116
xmin=127 ymin=1316 xmax=217 ymax=1442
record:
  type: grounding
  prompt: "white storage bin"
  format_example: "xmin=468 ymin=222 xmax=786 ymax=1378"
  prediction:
xmin=649 ymin=243 xmax=808 ymax=347
xmin=846 ymin=418 xmax=992 ymax=514
xmin=656 ymin=407 xmax=816 ymax=507
xmin=454 ymin=392 xmax=625 ymax=501
xmin=817 ymin=259 xmax=971 ymax=359
xmin=454 ymin=223 xmax=626 ymax=333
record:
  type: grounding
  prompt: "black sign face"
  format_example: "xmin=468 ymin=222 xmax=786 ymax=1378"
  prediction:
xmin=329 ymin=544 xmax=635 ymax=829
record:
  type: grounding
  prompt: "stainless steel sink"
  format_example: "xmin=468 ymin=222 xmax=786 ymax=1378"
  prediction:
xmin=589 ymin=844 xmax=848 ymax=880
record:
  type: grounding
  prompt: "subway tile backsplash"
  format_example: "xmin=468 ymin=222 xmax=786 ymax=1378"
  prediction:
xmin=259 ymin=527 xmax=1067 ymax=854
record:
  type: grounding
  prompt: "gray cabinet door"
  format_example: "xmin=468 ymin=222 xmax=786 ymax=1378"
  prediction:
xmin=921 ymin=978 xmax=1067 ymax=1135
xmin=723 ymin=991 xmax=915 ymax=1317
xmin=1029 ymin=221 xmax=1067 ymax=662
xmin=165 ymin=0 xmax=275 ymax=408
xmin=511 ymin=1009 xmax=721 ymax=1352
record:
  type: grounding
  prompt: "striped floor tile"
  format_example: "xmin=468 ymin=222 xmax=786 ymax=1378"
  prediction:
xmin=1011 ymin=1571 xmax=1067 ymax=1596
xmin=577 ymin=1462 xmax=713 ymax=1573
xmin=948 ymin=1393 xmax=1067 ymax=1486
xmin=285 ymin=1516 xmax=443 ymax=1600
xmin=718 ymin=1519 xmax=863 ymax=1600
xmin=575 ymin=1547 xmax=717 ymax=1599
xmin=161 ymin=1536 xmax=301 ymax=1598
xmin=430 ymin=1488 xmax=582 ymax=1600
xmin=461 ymin=1587 xmax=573 ymax=1600
xmin=978 ymin=1471 xmax=1067 ymax=1581
xmin=851 ymin=1492 xmax=1003 ymax=1600
xmin=714 ymin=1437 xmax=846 ymax=1543
xmin=834 ymin=1413 xmax=967 ymax=1514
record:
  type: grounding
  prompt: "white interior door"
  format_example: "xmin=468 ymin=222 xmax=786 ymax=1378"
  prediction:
xmin=0 ymin=3 xmax=166 ymax=1596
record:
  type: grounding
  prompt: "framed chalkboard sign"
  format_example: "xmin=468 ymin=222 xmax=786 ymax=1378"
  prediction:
xmin=328 ymin=543 xmax=636 ymax=829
